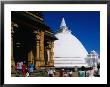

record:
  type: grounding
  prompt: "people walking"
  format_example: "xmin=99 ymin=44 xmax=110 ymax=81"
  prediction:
xmin=22 ymin=62 xmax=26 ymax=77
xmin=60 ymin=69 xmax=64 ymax=77
xmin=15 ymin=61 xmax=20 ymax=77
xmin=26 ymin=71 xmax=29 ymax=77
xmin=15 ymin=60 xmax=23 ymax=76
xmin=29 ymin=63 xmax=34 ymax=75
xmin=48 ymin=68 xmax=54 ymax=77
xmin=63 ymin=70 xmax=68 ymax=77
xmin=19 ymin=61 xmax=23 ymax=76
xmin=68 ymin=70 xmax=73 ymax=77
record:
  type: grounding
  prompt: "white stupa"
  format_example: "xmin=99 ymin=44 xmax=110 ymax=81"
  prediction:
xmin=53 ymin=18 xmax=88 ymax=68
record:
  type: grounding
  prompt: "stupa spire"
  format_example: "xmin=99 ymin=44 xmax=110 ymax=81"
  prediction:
xmin=60 ymin=17 xmax=67 ymax=27
xmin=58 ymin=17 xmax=71 ymax=33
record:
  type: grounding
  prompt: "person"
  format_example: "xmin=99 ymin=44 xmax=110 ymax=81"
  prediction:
xmin=15 ymin=61 xmax=20 ymax=77
xmin=22 ymin=62 xmax=26 ymax=77
xmin=86 ymin=70 xmax=90 ymax=77
xmin=79 ymin=71 xmax=86 ymax=77
xmin=19 ymin=61 xmax=23 ymax=74
xmin=16 ymin=61 xmax=19 ymax=71
xmin=93 ymin=67 xmax=98 ymax=77
xmin=48 ymin=68 xmax=54 ymax=77
xmin=74 ymin=66 xmax=78 ymax=72
xmin=68 ymin=70 xmax=73 ymax=77
xmin=97 ymin=63 xmax=100 ymax=70
xmin=63 ymin=70 xmax=68 ymax=77
xmin=53 ymin=69 xmax=56 ymax=76
xmin=26 ymin=71 xmax=29 ymax=77
xmin=60 ymin=69 xmax=64 ymax=77
xmin=98 ymin=68 xmax=100 ymax=77
xmin=29 ymin=63 xmax=34 ymax=74
xmin=89 ymin=67 xmax=95 ymax=77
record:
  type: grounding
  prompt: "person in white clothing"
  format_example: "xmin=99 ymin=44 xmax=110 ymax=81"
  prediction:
xmin=48 ymin=68 xmax=54 ymax=77
xmin=26 ymin=72 xmax=29 ymax=77
xmin=68 ymin=70 xmax=72 ymax=77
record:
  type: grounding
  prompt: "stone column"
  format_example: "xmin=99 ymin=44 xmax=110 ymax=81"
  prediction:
xmin=11 ymin=22 xmax=18 ymax=66
xmin=45 ymin=48 xmax=50 ymax=66
xmin=28 ymin=50 xmax=33 ymax=65
xmin=11 ymin=32 xmax=14 ymax=66
xmin=48 ymin=42 xmax=54 ymax=66
xmin=47 ymin=49 xmax=50 ymax=62
xmin=33 ymin=31 xmax=40 ymax=69
xmin=36 ymin=40 xmax=40 ymax=68
xmin=39 ymin=31 xmax=45 ymax=67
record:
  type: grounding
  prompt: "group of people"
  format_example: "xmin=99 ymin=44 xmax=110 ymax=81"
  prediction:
xmin=59 ymin=69 xmax=73 ymax=77
xmin=14 ymin=61 xmax=100 ymax=77
xmin=47 ymin=67 xmax=100 ymax=77
xmin=85 ymin=67 xmax=100 ymax=77
xmin=47 ymin=68 xmax=73 ymax=77
xmin=15 ymin=61 xmax=34 ymax=77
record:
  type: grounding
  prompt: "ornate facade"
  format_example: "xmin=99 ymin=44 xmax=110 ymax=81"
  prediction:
xmin=11 ymin=11 xmax=57 ymax=69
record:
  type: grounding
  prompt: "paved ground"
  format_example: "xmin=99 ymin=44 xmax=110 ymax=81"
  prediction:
xmin=11 ymin=69 xmax=80 ymax=77
xmin=11 ymin=68 xmax=100 ymax=77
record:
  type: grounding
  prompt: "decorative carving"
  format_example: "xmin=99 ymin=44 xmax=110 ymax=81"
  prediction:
xmin=49 ymin=42 xmax=54 ymax=66
xmin=11 ymin=21 xmax=18 ymax=34
xmin=46 ymin=41 xmax=52 ymax=49
xmin=39 ymin=31 xmax=45 ymax=66
xmin=11 ymin=21 xmax=18 ymax=67
xmin=33 ymin=30 xmax=40 ymax=41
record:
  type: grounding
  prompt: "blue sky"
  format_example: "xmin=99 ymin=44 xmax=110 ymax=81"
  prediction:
xmin=42 ymin=11 xmax=100 ymax=54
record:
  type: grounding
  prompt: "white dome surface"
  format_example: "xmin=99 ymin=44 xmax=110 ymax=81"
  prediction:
xmin=54 ymin=32 xmax=88 ymax=58
xmin=53 ymin=18 xmax=88 ymax=67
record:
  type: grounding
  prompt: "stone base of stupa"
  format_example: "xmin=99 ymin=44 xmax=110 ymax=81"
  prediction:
xmin=54 ymin=57 xmax=88 ymax=68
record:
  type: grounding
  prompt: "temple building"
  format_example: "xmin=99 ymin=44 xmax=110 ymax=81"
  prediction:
xmin=11 ymin=11 xmax=57 ymax=69
xmin=53 ymin=18 xmax=88 ymax=68
xmin=85 ymin=50 xmax=100 ymax=67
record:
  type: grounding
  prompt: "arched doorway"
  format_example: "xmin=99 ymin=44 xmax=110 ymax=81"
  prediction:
xmin=13 ymin=25 xmax=35 ymax=66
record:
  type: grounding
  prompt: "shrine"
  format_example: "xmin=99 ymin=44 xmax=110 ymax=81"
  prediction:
xmin=11 ymin=11 xmax=57 ymax=69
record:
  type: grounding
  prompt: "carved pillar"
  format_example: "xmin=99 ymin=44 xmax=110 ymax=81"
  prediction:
xmin=49 ymin=42 xmax=54 ymax=66
xmin=47 ymin=49 xmax=50 ymax=62
xmin=45 ymin=48 xmax=50 ymax=66
xmin=11 ymin=32 xmax=14 ymax=66
xmin=33 ymin=31 xmax=40 ymax=69
xmin=28 ymin=50 xmax=33 ymax=65
xmin=36 ymin=40 xmax=40 ymax=68
xmin=46 ymin=41 xmax=54 ymax=66
xmin=11 ymin=22 xmax=18 ymax=66
xmin=39 ymin=31 xmax=45 ymax=66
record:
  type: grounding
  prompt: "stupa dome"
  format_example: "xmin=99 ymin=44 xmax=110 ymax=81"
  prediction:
xmin=53 ymin=18 xmax=88 ymax=67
